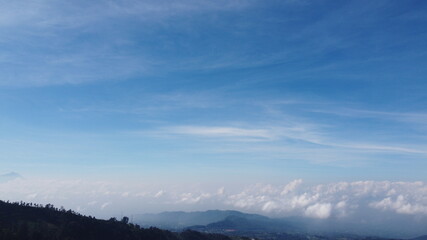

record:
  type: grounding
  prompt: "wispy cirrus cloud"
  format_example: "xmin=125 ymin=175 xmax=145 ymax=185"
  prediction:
xmin=165 ymin=126 xmax=276 ymax=140
xmin=149 ymin=123 xmax=427 ymax=157
xmin=0 ymin=0 xmax=254 ymax=28
xmin=0 ymin=0 xmax=258 ymax=87
xmin=311 ymin=108 xmax=427 ymax=127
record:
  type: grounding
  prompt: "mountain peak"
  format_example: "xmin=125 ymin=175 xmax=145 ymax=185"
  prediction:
xmin=0 ymin=172 xmax=23 ymax=183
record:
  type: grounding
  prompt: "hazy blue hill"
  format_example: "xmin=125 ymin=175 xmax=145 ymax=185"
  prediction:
xmin=134 ymin=210 xmax=268 ymax=229
xmin=186 ymin=215 xmax=401 ymax=240
xmin=205 ymin=215 xmax=266 ymax=231
xmin=0 ymin=172 xmax=22 ymax=183
xmin=136 ymin=210 xmax=426 ymax=239
xmin=188 ymin=215 xmax=298 ymax=233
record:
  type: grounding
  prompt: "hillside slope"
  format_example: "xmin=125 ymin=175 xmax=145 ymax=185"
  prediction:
xmin=0 ymin=200 xmax=237 ymax=240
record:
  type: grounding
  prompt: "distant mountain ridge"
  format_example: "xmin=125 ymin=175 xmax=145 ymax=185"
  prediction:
xmin=0 ymin=172 xmax=22 ymax=183
xmin=134 ymin=210 xmax=427 ymax=239
xmin=134 ymin=210 xmax=266 ymax=229
xmin=188 ymin=214 xmax=298 ymax=233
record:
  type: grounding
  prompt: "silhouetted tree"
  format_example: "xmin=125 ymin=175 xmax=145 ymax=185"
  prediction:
xmin=121 ymin=216 xmax=129 ymax=224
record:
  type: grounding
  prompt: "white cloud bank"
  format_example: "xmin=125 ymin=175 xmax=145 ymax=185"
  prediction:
xmin=0 ymin=178 xmax=426 ymax=220
xmin=370 ymin=194 xmax=427 ymax=215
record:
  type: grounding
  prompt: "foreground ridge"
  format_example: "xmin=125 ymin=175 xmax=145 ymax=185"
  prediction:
xmin=0 ymin=200 xmax=242 ymax=240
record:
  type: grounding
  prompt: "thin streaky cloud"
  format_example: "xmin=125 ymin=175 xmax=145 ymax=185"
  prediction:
xmin=311 ymin=108 xmax=427 ymax=125
xmin=0 ymin=0 xmax=254 ymax=28
xmin=166 ymin=126 xmax=276 ymax=140
xmin=147 ymin=123 xmax=427 ymax=156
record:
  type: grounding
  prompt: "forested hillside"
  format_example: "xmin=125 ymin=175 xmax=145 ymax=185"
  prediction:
xmin=0 ymin=200 xmax=240 ymax=240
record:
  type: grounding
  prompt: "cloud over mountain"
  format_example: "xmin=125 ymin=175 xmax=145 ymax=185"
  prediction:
xmin=0 ymin=178 xmax=426 ymax=221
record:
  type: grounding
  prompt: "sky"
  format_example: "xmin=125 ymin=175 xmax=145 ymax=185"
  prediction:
xmin=0 ymin=0 xmax=427 ymax=227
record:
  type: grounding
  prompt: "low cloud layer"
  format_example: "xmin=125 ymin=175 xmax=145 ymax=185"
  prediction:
xmin=0 ymin=178 xmax=426 ymax=222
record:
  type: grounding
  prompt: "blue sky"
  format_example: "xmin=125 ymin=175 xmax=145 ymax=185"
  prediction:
xmin=1 ymin=0 xmax=427 ymax=191
xmin=1 ymin=0 xmax=427 ymax=227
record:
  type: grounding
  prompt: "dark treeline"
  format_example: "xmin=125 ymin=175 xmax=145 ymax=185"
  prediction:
xmin=0 ymin=200 xmax=246 ymax=240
